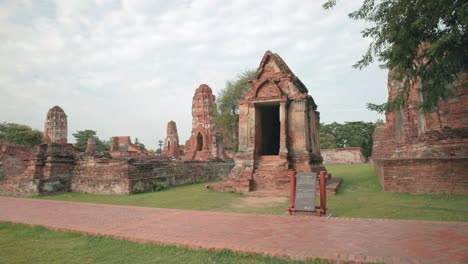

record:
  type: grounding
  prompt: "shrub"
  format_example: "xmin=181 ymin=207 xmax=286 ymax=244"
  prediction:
xmin=152 ymin=182 xmax=169 ymax=192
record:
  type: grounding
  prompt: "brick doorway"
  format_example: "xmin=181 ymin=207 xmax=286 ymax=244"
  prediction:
xmin=255 ymin=104 xmax=280 ymax=155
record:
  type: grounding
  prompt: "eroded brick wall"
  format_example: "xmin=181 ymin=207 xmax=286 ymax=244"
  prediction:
xmin=0 ymin=141 xmax=38 ymax=194
xmin=321 ymin=148 xmax=366 ymax=164
xmin=0 ymin=141 xmax=235 ymax=195
xmin=374 ymin=158 xmax=468 ymax=195
xmin=70 ymin=157 xmax=234 ymax=194
xmin=127 ymin=160 xmax=234 ymax=193
xmin=71 ymin=157 xmax=130 ymax=194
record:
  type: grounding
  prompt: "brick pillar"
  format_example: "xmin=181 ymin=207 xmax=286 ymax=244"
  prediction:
xmin=279 ymin=100 xmax=288 ymax=158
xmin=85 ymin=136 xmax=96 ymax=155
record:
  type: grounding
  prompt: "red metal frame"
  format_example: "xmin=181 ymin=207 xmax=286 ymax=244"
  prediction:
xmin=288 ymin=170 xmax=327 ymax=216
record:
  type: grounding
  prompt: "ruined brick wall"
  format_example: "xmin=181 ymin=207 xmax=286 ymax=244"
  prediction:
xmin=43 ymin=106 xmax=68 ymax=144
xmin=372 ymin=71 xmax=468 ymax=194
xmin=0 ymin=142 xmax=78 ymax=195
xmin=162 ymin=120 xmax=180 ymax=158
xmin=322 ymin=148 xmax=366 ymax=164
xmin=0 ymin=141 xmax=37 ymax=194
xmin=0 ymin=138 xmax=234 ymax=195
xmin=71 ymin=157 xmax=130 ymax=194
xmin=127 ymin=160 xmax=234 ymax=193
xmin=374 ymin=158 xmax=468 ymax=195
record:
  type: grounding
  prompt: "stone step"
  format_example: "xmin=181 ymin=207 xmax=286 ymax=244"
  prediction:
xmin=253 ymin=170 xmax=289 ymax=176
xmin=257 ymin=155 xmax=280 ymax=162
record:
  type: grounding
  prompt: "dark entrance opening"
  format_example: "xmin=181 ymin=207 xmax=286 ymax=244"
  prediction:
xmin=256 ymin=104 xmax=280 ymax=155
xmin=196 ymin=133 xmax=203 ymax=151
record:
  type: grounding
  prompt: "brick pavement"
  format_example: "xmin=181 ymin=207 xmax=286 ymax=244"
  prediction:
xmin=0 ymin=197 xmax=467 ymax=263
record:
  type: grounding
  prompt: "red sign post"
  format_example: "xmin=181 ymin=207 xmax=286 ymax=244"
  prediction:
xmin=288 ymin=170 xmax=327 ymax=216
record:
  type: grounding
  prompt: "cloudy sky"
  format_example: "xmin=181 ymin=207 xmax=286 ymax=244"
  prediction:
xmin=0 ymin=0 xmax=388 ymax=150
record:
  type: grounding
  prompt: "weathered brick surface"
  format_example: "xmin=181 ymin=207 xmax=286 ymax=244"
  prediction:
xmin=71 ymin=156 xmax=130 ymax=194
xmin=373 ymin=71 xmax=468 ymax=194
xmin=127 ymin=159 xmax=233 ymax=193
xmin=374 ymin=157 xmax=468 ymax=194
xmin=322 ymin=147 xmax=366 ymax=164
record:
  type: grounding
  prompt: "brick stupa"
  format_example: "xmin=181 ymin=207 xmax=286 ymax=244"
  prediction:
xmin=184 ymin=84 xmax=223 ymax=160
xmin=43 ymin=106 xmax=68 ymax=144
xmin=162 ymin=120 xmax=180 ymax=158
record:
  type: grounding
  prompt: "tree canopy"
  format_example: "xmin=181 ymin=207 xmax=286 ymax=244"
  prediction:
xmin=214 ymin=69 xmax=256 ymax=152
xmin=324 ymin=0 xmax=468 ymax=112
xmin=0 ymin=122 xmax=43 ymax=146
xmin=320 ymin=121 xmax=377 ymax=157
xmin=72 ymin=130 xmax=109 ymax=152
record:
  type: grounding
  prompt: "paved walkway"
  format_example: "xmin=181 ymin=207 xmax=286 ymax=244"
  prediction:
xmin=0 ymin=197 xmax=467 ymax=263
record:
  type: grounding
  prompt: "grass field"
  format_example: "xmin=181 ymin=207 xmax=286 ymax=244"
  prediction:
xmin=0 ymin=222 xmax=323 ymax=264
xmin=327 ymin=164 xmax=468 ymax=222
xmin=32 ymin=164 xmax=468 ymax=221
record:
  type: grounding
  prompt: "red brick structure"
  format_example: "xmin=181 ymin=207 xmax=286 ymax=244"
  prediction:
xmin=85 ymin=137 xmax=96 ymax=155
xmin=162 ymin=120 xmax=180 ymax=158
xmin=372 ymin=71 xmax=468 ymax=194
xmin=0 ymin=140 xmax=233 ymax=195
xmin=184 ymin=84 xmax=223 ymax=161
xmin=209 ymin=51 xmax=333 ymax=194
xmin=43 ymin=106 xmax=67 ymax=143
xmin=109 ymin=136 xmax=143 ymax=155
xmin=322 ymin=147 xmax=366 ymax=164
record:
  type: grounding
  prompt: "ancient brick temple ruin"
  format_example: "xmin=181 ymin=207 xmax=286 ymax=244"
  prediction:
xmin=43 ymin=105 xmax=68 ymax=143
xmin=162 ymin=121 xmax=180 ymax=158
xmin=184 ymin=84 xmax=224 ymax=160
xmin=372 ymin=71 xmax=468 ymax=194
xmin=0 ymin=106 xmax=233 ymax=195
xmin=109 ymin=136 xmax=144 ymax=155
xmin=209 ymin=51 xmax=338 ymax=194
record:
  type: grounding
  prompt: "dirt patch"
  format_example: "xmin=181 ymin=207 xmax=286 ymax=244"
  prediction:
xmin=231 ymin=196 xmax=288 ymax=208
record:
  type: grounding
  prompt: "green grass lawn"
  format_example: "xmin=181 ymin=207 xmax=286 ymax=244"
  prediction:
xmin=0 ymin=222 xmax=323 ymax=264
xmin=33 ymin=182 xmax=289 ymax=215
xmin=327 ymin=164 xmax=468 ymax=222
xmin=31 ymin=164 xmax=468 ymax=221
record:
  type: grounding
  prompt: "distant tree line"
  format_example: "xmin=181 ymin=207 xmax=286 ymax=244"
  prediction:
xmin=320 ymin=121 xmax=380 ymax=158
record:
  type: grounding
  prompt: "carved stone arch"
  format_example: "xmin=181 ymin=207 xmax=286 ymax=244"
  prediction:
xmin=191 ymin=125 xmax=207 ymax=151
xmin=254 ymin=79 xmax=282 ymax=98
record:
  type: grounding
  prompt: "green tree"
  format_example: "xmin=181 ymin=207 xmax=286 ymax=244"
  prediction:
xmin=0 ymin=122 xmax=43 ymax=146
xmin=319 ymin=121 xmax=376 ymax=157
xmin=324 ymin=0 xmax=468 ymax=112
xmin=215 ymin=69 xmax=256 ymax=152
xmin=319 ymin=123 xmax=337 ymax=149
xmin=97 ymin=139 xmax=110 ymax=152
xmin=72 ymin=130 xmax=109 ymax=152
